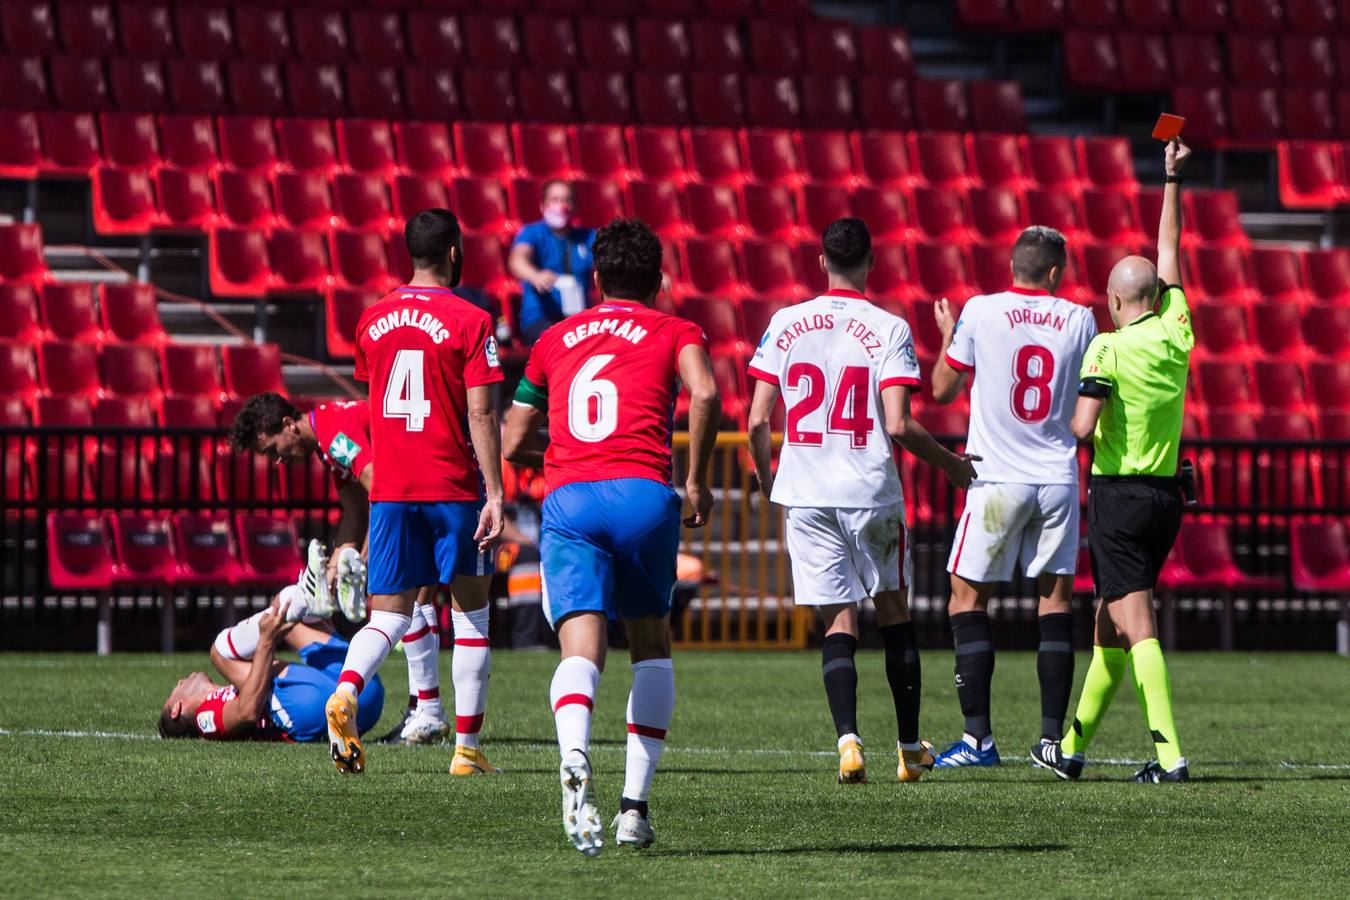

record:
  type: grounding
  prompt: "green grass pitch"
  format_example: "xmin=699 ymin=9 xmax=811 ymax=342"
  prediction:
xmin=1 ymin=649 xmax=1347 ymax=897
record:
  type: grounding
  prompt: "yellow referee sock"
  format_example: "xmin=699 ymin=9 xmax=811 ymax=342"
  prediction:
xmin=1061 ymin=645 xmax=1126 ymax=758
xmin=1128 ymin=638 xmax=1183 ymax=771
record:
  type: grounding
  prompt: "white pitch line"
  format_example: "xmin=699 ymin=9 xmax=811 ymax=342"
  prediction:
xmin=2 ymin=728 xmax=1349 ymax=770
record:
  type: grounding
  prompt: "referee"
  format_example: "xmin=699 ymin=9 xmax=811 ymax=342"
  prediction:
xmin=1032 ymin=138 xmax=1194 ymax=784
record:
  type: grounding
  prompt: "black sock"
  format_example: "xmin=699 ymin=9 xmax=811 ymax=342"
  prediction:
xmin=1036 ymin=613 xmax=1075 ymax=740
xmin=879 ymin=621 xmax=921 ymax=744
xmin=949 ymin=610 xmax=994 ymax=741
xmin=820 ymin=633 xmax=859 ymax=739
xmin=619 ymin=796 xmax=649 ymax=818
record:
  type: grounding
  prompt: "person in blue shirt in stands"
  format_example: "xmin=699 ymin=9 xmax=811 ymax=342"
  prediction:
xmin=509 ymin=180 xmax=598 ymax=345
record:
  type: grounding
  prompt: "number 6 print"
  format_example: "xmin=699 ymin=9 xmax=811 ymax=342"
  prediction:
xmin=569 ymin=354 xmax=619 ymax=442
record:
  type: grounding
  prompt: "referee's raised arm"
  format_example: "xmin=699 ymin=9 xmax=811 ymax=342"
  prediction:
xmin=1156 ymin=138 xmax=1189 ymax=289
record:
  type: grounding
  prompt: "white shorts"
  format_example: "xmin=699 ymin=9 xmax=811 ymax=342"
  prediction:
xmin=785 ymin=503 xmax=910 ymax=606
xmin=947 ymin=482 xmax=1079 ymax=583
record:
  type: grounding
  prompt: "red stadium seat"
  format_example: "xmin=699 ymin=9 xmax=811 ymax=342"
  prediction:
xmin=46 ymin=514 xmax=113 ymax=591
xmin=119 ymin=2 xmax=173 ymax=60
xmin=234 ymin=6 xmax=291 ymax=61
xmin=970 ymin=243 xmax=1015 ymax=296
xmin=108 ymin=514 xmax=176 ymax=587
xmin=454 ymin=123 xmax=514 ymax=179
xmin=1197 ymin=361 xmax=1257 ymax=412
xmin=1303 ymin=306 xmax=1350 ymax=358
xmin=968 ymin=133 xmax=1033 ymax=192
xmin=1287 ymin=0 xmax=1338 ymax=32
xmin=578 ymin=17 xmax=635 ymax=71
xmin=0 ymin=285 xmax=40 ymax=343
xmin=629 ymin=127 xmax=688 ymax=184
xmin=856 ymin=26 xmax=913 ymax=78
xmin=209 ymin=228 xmax=271 ymax=296
xmin=797 ymin=130 xmax=856 ymax=188
xmin=969 ymin=187 xmax=1026 ymax=245
xmin=801 ymin=76 xmax=857 ymax=130
xmin=325 ymin=288 xmax=379 ymax=359
xmin=1282 ymin=36 xmax=1336 ymax=90
xmin=160 ymin=394 xmax=216 ymax=428
xmin=1283 ymin=90 xmax=1337 ymax=141
xmin=744 ymin=76 xmax=802 ymax=128
xmin=158 ymin=115 xmax=218 ymax=173
xmin=969 ymin=80 xmax=1026 ymax=132
xmin=575 ymin=71 xmax=633 ymax=124
xmin=336 ymin=120 xmax=397 ymax=178
xmin=514 ymin=123 xmax=575 ymax=179
xmin=332 ymin=173 xmax=395 ymax=233
xmin=912 ymin=243 xmax=975 ymax=301
xmin=91 ymin=168 xmax=160 ymax=235
xmin=683 ymin=238 xmax=743 ymax=298
xmin=94 ymin=396 xmax=153 ymax=429
xmin=749 ymin=21 xmax=802 ymax=76
xmin=915 ymin=79 xmax=971 ymax=132
xmin=1175 ymin=0 xmax=1231 ymax=28
xmin=36 ymin=112 xmax=98 ymax=175
xmin=573 ymin=125 xmax=629 ymax=180
xmin=1026 ymin=135 xmax=1084 ymax=194
xmin=523 ymin=14 xmax=579 ymax=70
xmin=222 ymin=344 xmax=284 ymax=399
xmin=1277 ymin=141 xmax=1348 ymax=208
xmin=1063 ymin=31 xmax=1119 ymax=91
xmin=629 ymin=180 xmax=688 ymax=239
xmin=0 ymin=342 xmax=38 ymax=406
xmin=1248 ymin=247 xmax=1311 ymax=305
xmin=1252 ymin=304 xmax=1309 ymax=361
xmin=286 ymin=64 xmax=347 ymax=118
xmin=0 ymin=223 xmax=47 ymax=285
xmin=403 ymin=66 xmax=462 ymax=121
xmin=742 ymin=241 xmax=804 ymax=297
xmin=795 ymin=240 xmax=829 ymax=294
xmin=157 ymin=169 xmax=216 ymax=230
xmin=742 ymin=184 xmax=805 ymax=241
xmin=1191 ymin=305 xmax=1252 ymax=360
xmin=50 ymin=56 xmax=110 ymax=111
xmin=957 ymin=0 xmax=1013 ymax=29
xmin=742 ymin=295 xmax=792 ymax=340
xmin=573 ymin=178 xmax=626 ymax=226
xmin=273 ymin=172 xmax=333 ymax=232
xmin=858 ymin=77 xmax=914 ymax=130
xmin=35 ymin=395 xmax=92 ymax=427
xmin=215 ymin=170 xmax=276 ymax=230
xmin=394 ymin=121 xmax=455 ymax=180
xmin=173 ymin=5 xmax=232 ymax=60
xmin=1191 ymin=246 xmax=1259 ymax=304
xmin=802 ymin=184 xmax=851 ymax=234
xmin=166 ymin=60 xmax=226 ymax=115
xmin=1117 ymin=33 xmax=1172 ymax=93
xmin=451 ymin=177 xmax=513 ymax=237
xmin=1227 ymin=87 xmax=1283 ymax=147
xmin=1188 ymin=190 xmax=1248 ymax=247
xmin=803 ymin=21 xmax=858 ymax=76
xmin=161 ymin=345 xmax=222 ymax=402
xmin=292 ymin=8 xmax=349 ymax=63
xmin=40 ymin=283 xmax=101 ymax=343
xmin=913 ymin=187 xmax=974 ymax=244
xmin=330 ymin=229 xmax=395 ymax=292
xmin=460 ymin=233 xmax=513 ymax=299
xmin=3 ymin=1 xmax=54 ymax=53
xmin=691 ymin=73 xmax=746 ymax=128
xmin=1164 ymin=520 xmax=1282 ymax=593
xmin=1227 ymin=35 xmax=1282 ymax=88
xmin=391 ymin=175 xmax=450 ymax=223
xmin=1233 ymin=0 xmax=1283 ymax=30
xmin=0 ymin=56 xmax=49 ymax=111
xmin=1083 ymin=190 xmax=1143 ymax=245
xmin=1078 ymin=136 xmax=1136 ymax=194
xmin=1308 ymin=361 xmax=1350 ymax=409
xmin=870 ymin=242 xmax=924 ymax=301
xmin=463 ymin=13 xmax=522 ymax=68
xmin=350 ymin=11 xmax=406 ymax=66
xmin=517 ymin=70 xmax=576 ymax=123
xmin=406 ymin=10 xmax=462 ymax=64
xmin=743 ymin=130 xmax=800 ymax=186
xmin=100 ymin=283 xmax=166 ymax=347
xmin=267 ymin=230 xmax=330 ymax=293
xmin=38 ymin=341 xmax=100 ymax=399
xmin=0 ymin=111 xmax=42 ymax=179
xmin=171 ymin=513 xmax=241 ymax=586
xmin=276 ymin=119 xmax=338 ymax=175
xmin=1304 ymin=248 xmax=1350 ymax=304
xmin=235 ymin=514 xmax=302 ymax=588
xmin=685 ymin=183 xmax=743 ymax=237
xmin=686 ymin=128 xmax=745 ymax=185
xmin=217 ymin=117 xmax=277 ymax=173
xmin=226 ymin=61 xmax=285 ymax=116
xmin=1291 ymin=518 xmax=1350 ymax=592
xmin=1253 ymin=360 xmax=1311 ymax=413
xmin=912 ymin=132 xmax=975 ymax=190
xmin=100 ymin=343 xmax=162 ymax=406
xmin=108 ymin=60 xmax=168 ymax=114
xmin=679 ymin=297 xmax=744 ymax=351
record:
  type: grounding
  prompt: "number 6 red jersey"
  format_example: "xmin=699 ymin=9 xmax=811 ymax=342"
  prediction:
xmin=518 ymin=299 xmax=705 ymax=494
xmin=354 ymin=285 xmax=503 ymax=502
xmin=942 ymin=287 xmax=1096 ymax=485
xmin=747 ymin=289 xmax=920 ymax=509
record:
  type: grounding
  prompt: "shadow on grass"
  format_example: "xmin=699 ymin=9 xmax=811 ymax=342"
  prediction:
xmin=649 ymin=843 xmax=1068 ymax=857
xmin=491 ymin=736 xmax=626 ymax=747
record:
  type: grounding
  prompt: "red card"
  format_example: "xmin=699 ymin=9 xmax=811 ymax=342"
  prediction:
xmin=1152 ymin=113 xmax=1185 ymax=141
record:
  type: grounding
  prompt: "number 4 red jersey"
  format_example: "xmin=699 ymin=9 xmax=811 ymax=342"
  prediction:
xmin=518 ymin=299 xmax=705 ymax=493
xmin=354 ymin=285 xmax=503 ymax=502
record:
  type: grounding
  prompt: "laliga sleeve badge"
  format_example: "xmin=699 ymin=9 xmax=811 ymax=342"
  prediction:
xmin=485 ymin=336 xmax=500 ymax=368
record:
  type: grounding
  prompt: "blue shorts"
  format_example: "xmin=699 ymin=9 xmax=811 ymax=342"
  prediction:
xmin=541 ymin=478 xmax=681 ymax=628
xmin=269 ymin=637 xmax=384 ymax=742
xmin=368 ymin=499 xmax=491 ymax=595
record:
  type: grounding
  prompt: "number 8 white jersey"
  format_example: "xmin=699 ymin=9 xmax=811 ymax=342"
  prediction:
xmin=943 ymin=288 xmax=1097 ymax=485
xmin=748 ymin=290 xmax=921 ymax=509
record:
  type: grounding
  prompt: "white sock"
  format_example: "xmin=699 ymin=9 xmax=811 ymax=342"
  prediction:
xmin=337 ymin=610 xmax=412 ymax=695
xmin=278 ymin=584 xmax=313 ymax=622
xmin=961 ymin=732 xmax=994 ymax=752
xmin=550 ymin=655 xmax=600 ymax=757
xmin=900 ymin=741 xmax=923 ymax=753
xmin=451 ymin=606 xmax=491 ymax=749
xmin=622 ymin=658 xmax=675 ymax=804
xmin=838 ymin=733 xmax=862 ymax=750
xmin=403 ymin=602 xmax=443 ymax=719
xmin=212 ymin=608 xmax=268 ymax=660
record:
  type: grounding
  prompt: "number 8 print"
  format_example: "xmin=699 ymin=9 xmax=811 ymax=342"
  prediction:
xmin=1010 ymin=344 xmax=1054 ymax=424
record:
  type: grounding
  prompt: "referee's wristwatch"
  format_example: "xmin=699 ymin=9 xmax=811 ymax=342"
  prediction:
xmin=1164 ymin=175 xmax=1183 ymax=184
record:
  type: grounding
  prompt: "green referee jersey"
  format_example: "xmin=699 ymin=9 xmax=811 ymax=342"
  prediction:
xmin=1078 ymin=284 xmax=1194 ymax=477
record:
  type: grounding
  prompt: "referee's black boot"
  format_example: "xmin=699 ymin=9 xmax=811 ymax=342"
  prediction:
xmin=1133 ymin=759 xmax=1190 ymax=783
xmin=1030 ymin=739 xmax=1084 ymax=781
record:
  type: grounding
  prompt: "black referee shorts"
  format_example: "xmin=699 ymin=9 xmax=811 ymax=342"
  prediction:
xmin=1087 ymin=476 xmax=1182 ymax=600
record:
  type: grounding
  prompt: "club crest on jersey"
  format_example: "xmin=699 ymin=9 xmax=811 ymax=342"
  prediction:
xmin=328 ymin=432 xmax=361 ymax=468
xmin=486 ymin=336 xmax=500 ymax=368
xmin=196 ymin=711 xmax=217 ymax=734
xmin=900 ymin=340 xmax=918 ymax=368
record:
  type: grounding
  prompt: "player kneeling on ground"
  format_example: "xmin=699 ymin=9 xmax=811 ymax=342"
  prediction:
xmin=159 ymin=586 xmax=385 ymax=743
xmin=503 ymin=219 xmax=721 ymax=855
xmin=746 ymin=218 xmax=979 ymax=785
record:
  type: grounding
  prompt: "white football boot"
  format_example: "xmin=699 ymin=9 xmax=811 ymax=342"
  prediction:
xmin=334 ymin=546 xmax=368 ymax=622
xmin=611 ymin=810 xmax=655 ymax=849
xmin=399 ymin=710 xmax=451 ymax=745
xmin=560 ymin=750 xmax=605 ymax=857
xmin=289 ymin=540 xmax=333 ymax=620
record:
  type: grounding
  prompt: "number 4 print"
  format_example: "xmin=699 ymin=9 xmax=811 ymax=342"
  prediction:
xmin=383 ymin=349 xmax=432 ymax=432
xmin=785 ymin=363 xmax=874 ymax=448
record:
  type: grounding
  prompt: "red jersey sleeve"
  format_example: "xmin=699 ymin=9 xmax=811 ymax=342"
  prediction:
xmin=672 ymin=319 xmax=707 ymax=360
xmin=353 ymin=332 xmax=369 ymax=383
xmin=523 ymin=335 xmax=549 ymax=388
xmin=462 ymin=311 xmax=505 ymax=389
xmin=193 ymin=688 xmax=232 ymax=739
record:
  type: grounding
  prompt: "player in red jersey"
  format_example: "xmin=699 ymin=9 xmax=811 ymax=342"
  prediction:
xmin=230 ymin=393 xmax=478 ymax=746
xmin=325 ymin=209 xmax=506 ymax=776
xmin=502 ymin=219 xmax=721 ymax=855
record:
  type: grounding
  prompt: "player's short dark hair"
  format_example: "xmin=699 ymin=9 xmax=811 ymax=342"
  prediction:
xmin=540 ymin=179 xmax=571 ymax=202
xmin=158 ymin=707 xmax=195 ymax=739
xmin=1011 ymin=226 xmax=1068 ymax=283
xmin=592 ymin=218 xmax=663 ymax=300
xmin=229 ymin=392 xmax=300 ymax=453
xmin=821 ymin=218 xmax=872 ymax=272
xmin=404 ymin=208 xmax=462 ymax=269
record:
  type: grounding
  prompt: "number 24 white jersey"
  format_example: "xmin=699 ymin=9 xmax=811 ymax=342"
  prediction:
xmin=943 ymin=288 xmax=1097 ymax=485
xmin=748 ymin=291 xmax=921 ymax=509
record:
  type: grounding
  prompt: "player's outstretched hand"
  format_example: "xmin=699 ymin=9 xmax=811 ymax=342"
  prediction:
xmin=945 ymin=453 xmax=982 ymax=490
xmin=683 ymin=481 xmax=714 ymax=528
xmin=475 ymin=497 xmax=505 ymax=552
xmin=933 ymin=297 xmax=958 ymax=341
xmin=1165 ymin=138 xmax=1191 ymax=176
xmin=259 ymin=601 xmax=297 ymax=647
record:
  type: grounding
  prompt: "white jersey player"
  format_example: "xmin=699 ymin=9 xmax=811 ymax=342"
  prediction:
xmin=746 ymin=218 xmax=978 ymax=787
xmin=928 ymin=226 xmax=1097 ymax=769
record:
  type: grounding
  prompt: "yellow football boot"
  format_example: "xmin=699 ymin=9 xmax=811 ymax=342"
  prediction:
xmin=837 ymin=736 xmax=867 ymax=784
xmin=449 ymin=745 xmax=502 ymax=776
xmin=326 ymin=690 xmax=364 ymax=774
xmin=898 ymin=740 xmax=936 ymax=783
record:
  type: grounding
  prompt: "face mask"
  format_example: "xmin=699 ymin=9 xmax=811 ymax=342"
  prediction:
xmin=542 ymin=204 xmax=571 ymax=230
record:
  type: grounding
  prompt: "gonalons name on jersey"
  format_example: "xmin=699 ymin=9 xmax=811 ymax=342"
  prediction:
xmin=365 ymin=306 xmax=452 ymax=345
